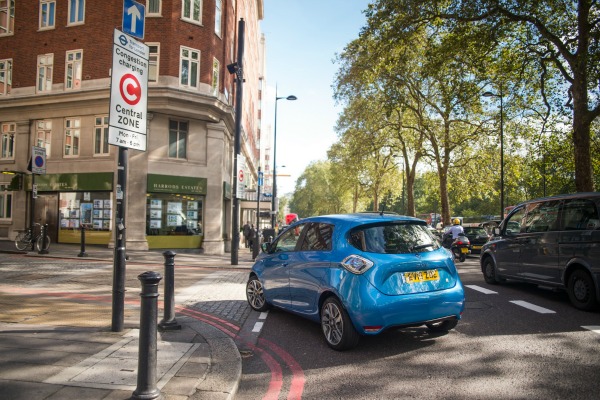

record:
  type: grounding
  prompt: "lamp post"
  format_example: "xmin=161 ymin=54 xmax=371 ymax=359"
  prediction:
xmin=271 ymin=88 xmax=297 ymax=229
xmin=483 ymin=89 xmax=504 ymax=218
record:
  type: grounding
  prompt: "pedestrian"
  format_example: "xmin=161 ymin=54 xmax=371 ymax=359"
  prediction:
xmin=248 ymin=224 xmax=255 ymax=249
xmin=242 ymin=221 xmax=251 ymax=248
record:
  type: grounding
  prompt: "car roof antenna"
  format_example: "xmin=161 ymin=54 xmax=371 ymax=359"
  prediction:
xmin=379 ymin=204 xmax=386 ymax=216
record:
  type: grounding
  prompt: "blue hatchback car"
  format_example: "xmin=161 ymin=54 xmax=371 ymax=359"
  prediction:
xmin=246 ymin=213 xmax=465 ymax=350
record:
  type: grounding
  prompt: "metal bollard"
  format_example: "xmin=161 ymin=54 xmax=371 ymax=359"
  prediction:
xmin=77 ymin=224 xmax=87 ymax=257
xmin=159 ymin=251 xmax=181 ymax=331
xmin=38 ymin=224 xmax=49 ymax=254
xmin=132 ymin=271 xmax=163 ymax=400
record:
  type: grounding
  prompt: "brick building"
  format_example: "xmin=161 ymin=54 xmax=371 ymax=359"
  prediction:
xmin=0 ymin=0 xmax=266 ymax=254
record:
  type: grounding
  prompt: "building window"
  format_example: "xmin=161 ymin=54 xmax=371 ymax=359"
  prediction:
xmin=148 ymin=0 xmax=161 ymax=15
xmin=36 ymin=120 xmax=52 ymax=157
xmin=148 ymin=44 xmax=159 ymax=82
xmin=215 ymin=0 xmax=222 ymax=36
xmin=65 ymin=50 xmax=82 ymax=90
xmin=182 ymin=0 xmax=201 ymax=24
xmin=0 ymin=59 xmax=11 ymax=95
xmin=37 ymin=54 xmax=53 ymax=93
xmin=94 ymin=115 xmax=109 ymax=155
xmin=1 ymin=122 xmax=15 ymax=160
xmin=0 ymin=184 xmax=12 ymax=220
xmin=64 ymin=118 xmax=80 ymax=157
xmin=68 ymin=0 xmax=85 ymax=25
xmin=40 ymin=0 xmax=56 ymax=30
xmin=169 ymin=120 xmax=187 ymax=159
xmin=0 ymin=0 xmax=14 ymax=35
xmin=180 ymin=47 xmax=199 ymax=88
xmin=212 ymin=58 xmax=220 ymax=95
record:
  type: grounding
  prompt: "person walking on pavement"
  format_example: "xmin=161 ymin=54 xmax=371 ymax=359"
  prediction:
xmin=242 ymin=221 xmax=251 ymax=248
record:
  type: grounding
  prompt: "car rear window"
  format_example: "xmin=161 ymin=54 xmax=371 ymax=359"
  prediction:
xmin=348 ymin=222 xmax=439 ymax=254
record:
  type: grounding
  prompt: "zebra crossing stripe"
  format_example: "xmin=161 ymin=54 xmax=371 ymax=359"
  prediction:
xmin=582 ymin=326 xmax=600 ymax=335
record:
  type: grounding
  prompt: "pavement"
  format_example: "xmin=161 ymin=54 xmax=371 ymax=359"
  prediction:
xmin=0 ymin=240 xmax=257 ymax=400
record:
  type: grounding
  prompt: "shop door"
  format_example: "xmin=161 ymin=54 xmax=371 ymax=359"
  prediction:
xmin=34 ymin=194 xmax=59 ymax=243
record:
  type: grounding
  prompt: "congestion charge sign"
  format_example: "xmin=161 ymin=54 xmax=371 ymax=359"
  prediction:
xmin=109 ymin=29 xmax=149 ymax=151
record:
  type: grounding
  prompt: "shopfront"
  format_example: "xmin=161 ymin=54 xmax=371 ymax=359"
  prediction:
xmin=146 ymin=174 xmax=207 ymax=249
xmin=26 ymin=172 xmax=114 ymax=245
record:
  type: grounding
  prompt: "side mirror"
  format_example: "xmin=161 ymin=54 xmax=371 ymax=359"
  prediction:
xmin=261 ymin=242 xmax=271 ymax=253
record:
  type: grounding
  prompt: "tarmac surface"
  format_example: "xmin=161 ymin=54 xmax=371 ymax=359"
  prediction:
xmin=0 ymin=239 xmax=257 ymax=400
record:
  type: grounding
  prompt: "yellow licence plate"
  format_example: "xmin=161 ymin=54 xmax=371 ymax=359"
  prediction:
xmin=472 ymin=245 xmax=482 ymax=250
xmin=460 ymin=247 xmax=469 ymax=254
xmin=403 ymin=269 xmax=439 ymax=284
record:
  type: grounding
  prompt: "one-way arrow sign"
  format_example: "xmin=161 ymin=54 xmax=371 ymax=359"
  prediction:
xmin=122 ymin=0 xmax=145 ymax=39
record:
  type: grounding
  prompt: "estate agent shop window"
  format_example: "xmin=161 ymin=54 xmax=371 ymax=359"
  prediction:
xmin=146 ymin=174 xmax=206 ymax=249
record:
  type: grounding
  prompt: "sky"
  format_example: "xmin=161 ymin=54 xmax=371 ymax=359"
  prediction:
xmin=260 ymin=0 xmax=372 ymax=195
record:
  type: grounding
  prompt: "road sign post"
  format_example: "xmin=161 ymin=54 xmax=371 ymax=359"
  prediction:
xmin=109 ymin=28 xmax=148 ymax=332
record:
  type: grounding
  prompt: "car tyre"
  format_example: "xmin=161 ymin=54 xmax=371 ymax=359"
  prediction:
xmin=320 ymin=297 xmax=360 ymax=351
xmin=567 ymin=269 xmax=598 ymax=311
xmin=246 ymin=275 xmax=269 ymax=312
xmin=483 ymin=258 xmax=503 ymax=284
xmin=459 ymin=253 xmax=466 ymax=262
xmin=426 ymin=319 xmax=458 ymax=332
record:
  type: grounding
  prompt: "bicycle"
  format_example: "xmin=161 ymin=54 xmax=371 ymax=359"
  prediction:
xmin=15 ymin=223 xmax=51 ymax=251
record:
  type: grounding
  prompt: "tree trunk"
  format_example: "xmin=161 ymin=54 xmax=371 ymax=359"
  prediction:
xmin=571 ymin=78 xmax=595 ymax=192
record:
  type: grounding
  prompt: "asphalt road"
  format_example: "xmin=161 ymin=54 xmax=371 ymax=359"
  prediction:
xmin=236 ymin=255 xmax=600 ymax=399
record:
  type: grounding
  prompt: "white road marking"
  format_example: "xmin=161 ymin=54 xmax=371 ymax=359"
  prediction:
xmin=252 ymin=311 xmax=269 ymax=333
xmin=465 ymin=285 xmax=498 ymax=294
xmin=510 ymin=300 xmax=556 ymax=314
xmin=252 ymin=321 xmax=264 ymax=333
xmin=582 ymin=326 xmax=600 ymax=335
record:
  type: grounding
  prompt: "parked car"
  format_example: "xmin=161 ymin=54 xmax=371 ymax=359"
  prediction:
xmin=480 ymin=192 xmax=600 ymax=311
xmin=462 ymin=223 xmax=490 ymax=254
xmin=246 ymin=213 xmax=465 ymax=350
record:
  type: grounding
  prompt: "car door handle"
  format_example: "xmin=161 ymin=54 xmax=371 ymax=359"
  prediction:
xmin=282 ymin=263 xmax=289 ymax=267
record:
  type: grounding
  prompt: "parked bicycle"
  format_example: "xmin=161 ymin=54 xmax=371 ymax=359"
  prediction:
xmin=15 ymin=223 xmax=51 ymax=251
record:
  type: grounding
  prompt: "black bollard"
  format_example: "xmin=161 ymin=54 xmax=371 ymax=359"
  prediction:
xmin=38 ymin=224 xmax=49 ymax=254
xmin=132 ymin=271 xmax=163 ymax=400
xmin=159 ymin=251 xmax=181 ymax=331
xmin=77 ymin=224 xmax=87 ymax=257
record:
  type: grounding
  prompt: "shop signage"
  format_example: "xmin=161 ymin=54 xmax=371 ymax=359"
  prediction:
xmin=108 ymin=29 xmax=149 ymax=151
xmin=147 ymin=174 xmax=207 ymax=195
xmin=25 ymin=172 xmax=113 ymax=192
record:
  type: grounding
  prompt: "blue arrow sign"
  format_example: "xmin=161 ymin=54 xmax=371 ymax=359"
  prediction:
xmin=258 ymin=171 xmax=264 ymax=187
xmin=122 ymin=0 xmax=145 ymax=39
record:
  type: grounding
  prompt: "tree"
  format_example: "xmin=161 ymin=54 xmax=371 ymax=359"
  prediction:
xmin=365 ymin=0 xmax=599 ymax=191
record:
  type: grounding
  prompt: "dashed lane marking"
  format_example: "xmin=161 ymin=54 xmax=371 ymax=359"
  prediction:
xmin=253 ymin=321 xmax=264 ymax=333
xmin=510 ymin=300 xmax=556 ymax=314
xmin=582 ymin=326 xmax=600 ymax=335
xmin=465 ymin=285 xmax=498 ymax=294
xmin=253 ymin=311 xmax=269 ymax=333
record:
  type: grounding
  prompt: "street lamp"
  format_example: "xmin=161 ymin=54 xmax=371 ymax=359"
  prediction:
xmin=271 ymin=88 xmax=297 ymax=229
xmin=483 ymin=89 xmax=504 ymax=219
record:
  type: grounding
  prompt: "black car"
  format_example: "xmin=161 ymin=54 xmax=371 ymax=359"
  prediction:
xmin=462 ymin=223 xmax=490 ymax=253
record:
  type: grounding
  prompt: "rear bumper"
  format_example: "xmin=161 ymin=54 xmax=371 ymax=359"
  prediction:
xmin=346 ymin=279 xmax=465 ymax=335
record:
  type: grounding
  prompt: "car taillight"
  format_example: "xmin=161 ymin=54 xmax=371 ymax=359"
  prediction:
xmin=341 ymin=255 xmax=374 ymax=274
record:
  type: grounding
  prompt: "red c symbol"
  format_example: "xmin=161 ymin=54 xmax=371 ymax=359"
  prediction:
xmin=119 ymin=73 xmax=142 ymax=105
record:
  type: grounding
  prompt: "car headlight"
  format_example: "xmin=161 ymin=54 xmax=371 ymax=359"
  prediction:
xmin=341 ymin=255 xmax=374 ymax=274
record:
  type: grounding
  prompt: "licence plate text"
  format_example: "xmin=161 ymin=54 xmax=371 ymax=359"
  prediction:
xmin=403 ymin=269 xmax=439 ymax=284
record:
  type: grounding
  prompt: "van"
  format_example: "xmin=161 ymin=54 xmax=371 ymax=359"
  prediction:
xmin=480 ymin=193 xmax=600 ymax=311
